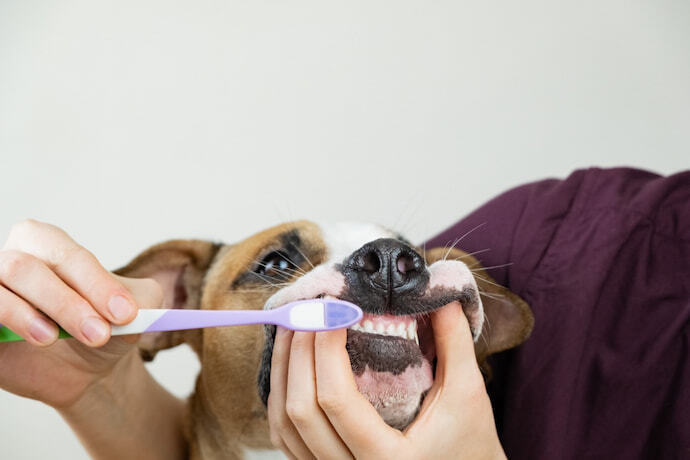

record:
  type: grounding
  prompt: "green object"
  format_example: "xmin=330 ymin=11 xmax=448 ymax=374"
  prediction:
xmin=0 ymin=326 xmax=72 ymax=342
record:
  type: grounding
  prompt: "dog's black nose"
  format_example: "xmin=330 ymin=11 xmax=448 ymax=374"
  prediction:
xmin=342 ymin=239 xmax=428 ymax=312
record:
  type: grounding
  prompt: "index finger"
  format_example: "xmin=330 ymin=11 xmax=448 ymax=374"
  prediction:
xmin=4 ymin=220 xmax=138 ymax=325
xmin=313 ymin=329 xmax=403 ymax=458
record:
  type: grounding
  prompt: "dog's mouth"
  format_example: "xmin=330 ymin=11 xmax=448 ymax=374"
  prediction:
xmin=344 ymin=311 xmax=436 ymax=430
xmin=328 ymin=283 xmax=481 ymax=429
xmin=261 ymin=260 xmax=483 ymax=431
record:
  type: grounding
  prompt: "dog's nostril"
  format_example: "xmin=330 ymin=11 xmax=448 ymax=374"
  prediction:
xmin=396 ymin=253 xmax=416 ymax=275
xmin=361 ymin=250 xmax=381 ymax=274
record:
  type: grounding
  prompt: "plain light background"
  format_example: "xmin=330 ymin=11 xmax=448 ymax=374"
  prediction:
xmin=0 ymin=0 xmax=688 ymax=458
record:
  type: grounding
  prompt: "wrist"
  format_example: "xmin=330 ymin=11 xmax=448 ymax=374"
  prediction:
xmin=55 ymin=348 xmax=141 ymax=416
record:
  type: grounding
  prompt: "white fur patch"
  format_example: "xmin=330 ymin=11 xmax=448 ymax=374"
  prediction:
xmin=317 ymin=221 xmax=396 ymax=263
xmin=427 ymin=260 xmax=484 ymax=341
xmin=264 ymin=265 xmax=346 ymax=310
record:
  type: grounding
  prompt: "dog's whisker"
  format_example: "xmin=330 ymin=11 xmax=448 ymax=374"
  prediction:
xmin=442 ymin=237 xmax=463 ymax=261
xmin=480 ymin=313 xmax=491 ymax=349
xmin=442 ymin=222 xmax=488 ymax=260
xmin=393 ymin=191 xmax=425 ymax=238
xmin=478 ymin=289 xmax=506 ymax=300
xmin=251 ymin=261 xmax=307 ymax=278
xmin=471 ymin=262 xmax=513 ymax=272
xmin=291 ymin=244 xmax=315 ymax=271
xmin=473 ymin=273 xmax=509 ymax=291
xmin=247 ymin=251 xmax=310 ymax=277
xmin=247 ymin=271 xmax=294 ymax=287
xmin=451 ymin=248 xmax=492 ymax=261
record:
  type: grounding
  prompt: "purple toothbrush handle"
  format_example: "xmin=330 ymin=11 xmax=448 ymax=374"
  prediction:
xmin=145 ymin=309 xmax=271 ymax=332
xmin=145 ymin=300 xmax=362 ymax=333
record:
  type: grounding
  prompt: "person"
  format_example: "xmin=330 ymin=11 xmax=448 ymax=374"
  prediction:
xmin=0 ymin=167 xmax=687 ymax=459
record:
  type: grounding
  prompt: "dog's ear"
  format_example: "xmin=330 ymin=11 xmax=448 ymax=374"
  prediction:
xmin=423 ymin=248 xmax=534 ymax=362
xmin=114 ymin=239 xmax=222 ymax=361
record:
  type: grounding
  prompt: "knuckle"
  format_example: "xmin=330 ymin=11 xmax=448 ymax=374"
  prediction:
xmin=316 ymin=391 xmax=344 ymax=415
xmin=60 ymin=245 xmax=91 ymax=265
xmin=269 ymin=414 xmax=290 ymax=437
xmin=9 ymin=218 xmax=39 ymax=236
xmin=53 ymin=298 xmax=92 ymax=321
xmin=0 ymin=250 xmax=31 ymax=280
xmin=285 ymin=401 xmax=311 ymax=424
xmin=268 ymin=431 xmax=283 ymax=449
xmin=142 ymin=277 xmax=164 ymax=306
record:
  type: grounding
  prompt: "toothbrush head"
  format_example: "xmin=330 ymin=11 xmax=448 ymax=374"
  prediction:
xmin=280 ymin=299 xmax=363 ymax=331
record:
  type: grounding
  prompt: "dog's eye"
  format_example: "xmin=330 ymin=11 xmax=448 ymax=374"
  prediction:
xmin=255 ymin=251 xmax=297 ymax=279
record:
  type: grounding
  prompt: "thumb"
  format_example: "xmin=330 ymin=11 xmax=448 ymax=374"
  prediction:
xmin=106 ymin=276 xmax=163 ymax=344
xmin=430 ymin=301 xmax=482 ymax=382
xmin=112 ymin=275 xmax=164 ymax=311
xmin=407 ymin=302 xmax=486 ymax=433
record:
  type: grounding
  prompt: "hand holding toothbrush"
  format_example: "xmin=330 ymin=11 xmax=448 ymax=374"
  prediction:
xmin=0 ymin=220 xmax=189 ymax=460
xmin=0 ymin=220 xmax=165 ymax=407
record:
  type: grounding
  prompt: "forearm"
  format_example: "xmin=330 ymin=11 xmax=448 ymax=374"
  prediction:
xmin=58 ymin=349 xmax=188 ymax=460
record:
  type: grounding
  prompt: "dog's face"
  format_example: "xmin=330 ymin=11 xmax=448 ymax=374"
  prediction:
xmin=116 ymin=221 xmax=533 ymax=455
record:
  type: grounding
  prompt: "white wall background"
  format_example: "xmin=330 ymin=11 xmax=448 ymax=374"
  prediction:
xmin=0 ymin=0 xmax=688 ymax=458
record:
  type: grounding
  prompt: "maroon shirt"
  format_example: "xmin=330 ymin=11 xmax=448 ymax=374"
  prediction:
xmin=425 ymin=168 xmax=689 ymax=459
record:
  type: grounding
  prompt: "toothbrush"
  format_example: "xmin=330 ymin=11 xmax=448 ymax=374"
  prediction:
xmin=0 ymin=299 xmax=363 ymax=343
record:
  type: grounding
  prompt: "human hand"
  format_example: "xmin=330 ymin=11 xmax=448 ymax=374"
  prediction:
xmin=267 ymin=301 xmax=506 ymax=459
xmin=0 ymin=219 xmax=162 ymax=408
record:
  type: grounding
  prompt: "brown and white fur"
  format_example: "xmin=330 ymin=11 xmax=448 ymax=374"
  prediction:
xmin=116 ymin=221 xmax=533 ymax=459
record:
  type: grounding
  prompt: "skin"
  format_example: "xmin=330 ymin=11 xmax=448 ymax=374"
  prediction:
xmin=0 ymin=220 xmax=505 ymax=459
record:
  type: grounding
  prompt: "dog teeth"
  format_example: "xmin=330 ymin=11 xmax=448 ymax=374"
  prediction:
xmin=349 ymin=318 xmax=419 ymax=342
xmin=407 ymin=322 xmax=417 ymax=340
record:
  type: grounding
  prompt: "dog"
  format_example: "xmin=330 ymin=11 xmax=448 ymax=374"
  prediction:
xmin=115 ymin=221 xmax=533 ymax=459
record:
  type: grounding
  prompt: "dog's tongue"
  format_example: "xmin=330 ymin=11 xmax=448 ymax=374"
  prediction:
xmin=353 ymin=359 xmax=433 ymax=430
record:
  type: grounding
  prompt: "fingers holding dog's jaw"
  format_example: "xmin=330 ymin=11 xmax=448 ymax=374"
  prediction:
xmin=437 ymin=303 xmax=486 ymax=404
xmin=412 ymin=302 xmax=490 ymax=432
xmin=313 ymin=329 xmax=402 ymax=458
xmin=286 ymin=331 xmax=353 ymax=460
xmin=430 ymin=302 xmax=483 ymax=383
xmin=268 ymin=327 xmax=309 ymax=459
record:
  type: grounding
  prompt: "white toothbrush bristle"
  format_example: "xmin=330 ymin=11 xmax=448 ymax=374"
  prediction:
xmin=289 ymin=302 xmax=325 ymax=329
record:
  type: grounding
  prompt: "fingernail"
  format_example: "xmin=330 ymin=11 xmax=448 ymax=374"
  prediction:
xmin=108 ymin=295 xmax=134 ymax=321
xmin=29 ymin=317 xmax=57 ymax=344
xmin=81 ymin=317 xmax=109 ymax=343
